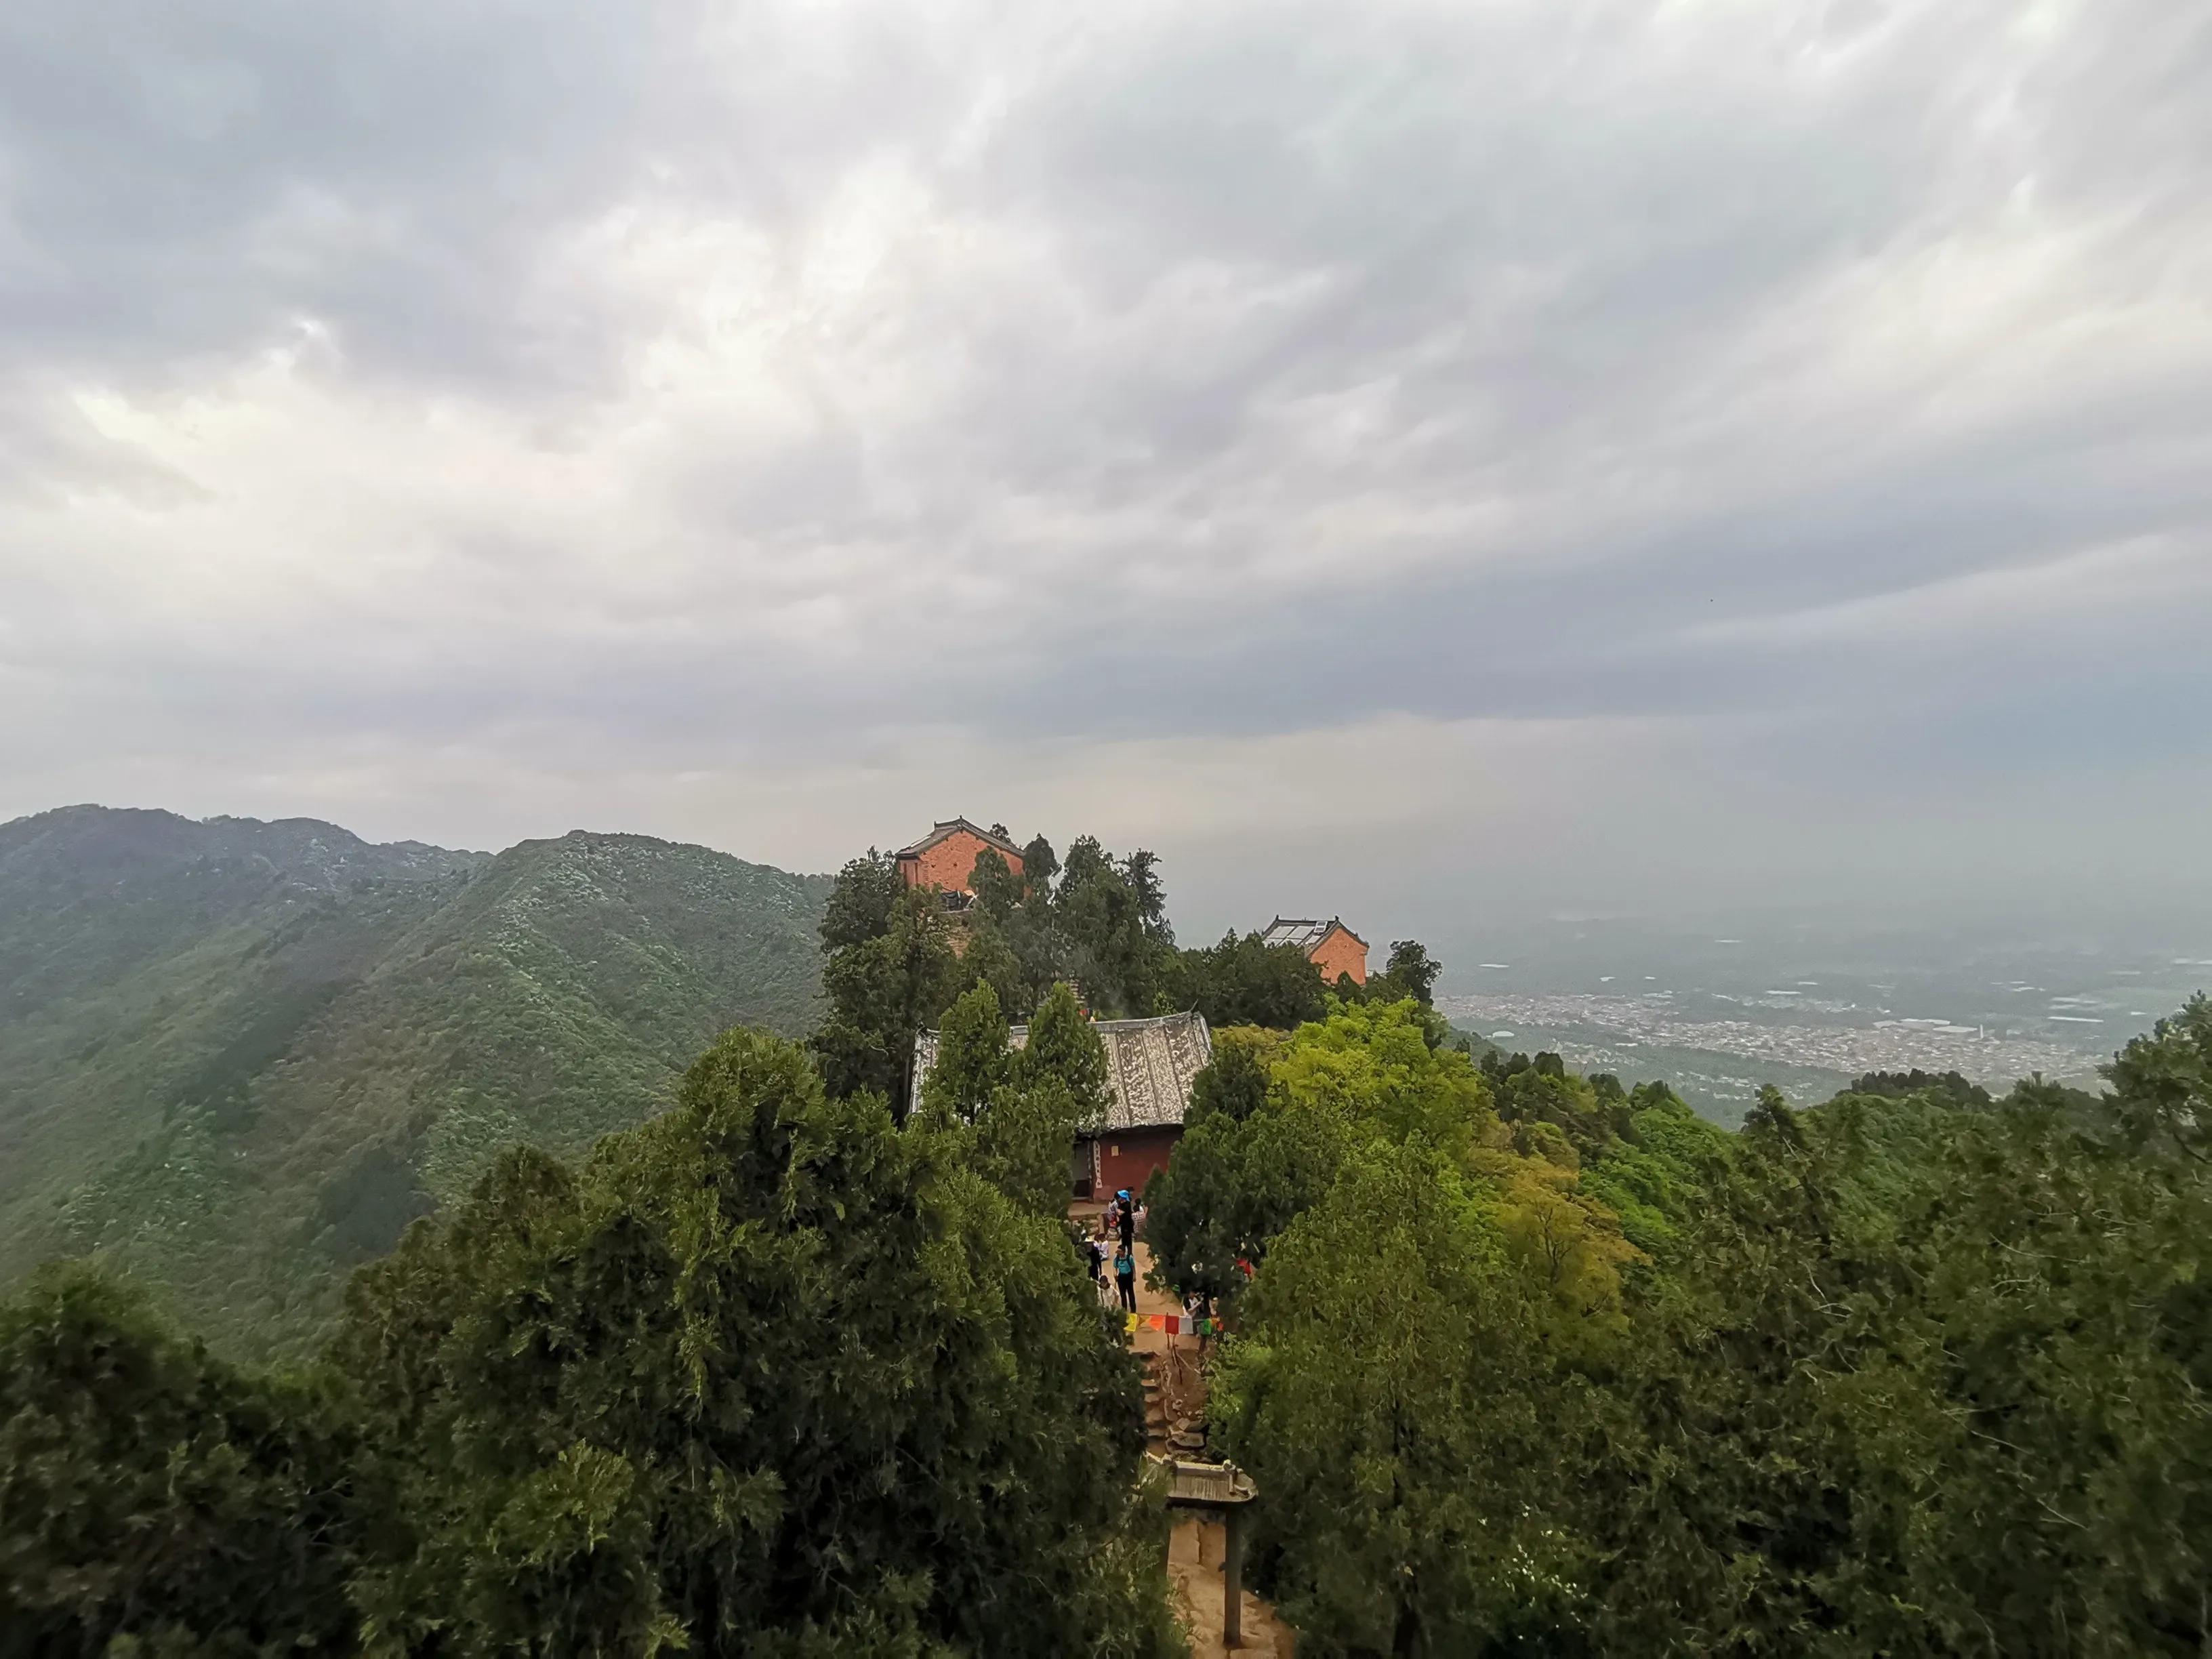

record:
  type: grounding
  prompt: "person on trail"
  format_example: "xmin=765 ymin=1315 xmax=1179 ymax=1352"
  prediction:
xmin=1084 ymin=1233 xmax=1106 ymax=1291
xmin=1116 ymin=1191 xmax=1135 ymax=1255
xmin=1184 ymin=1286 xmax=1215 ymax=1347
xmin=1113 ymin=1247 xmax=1137 ymax=1313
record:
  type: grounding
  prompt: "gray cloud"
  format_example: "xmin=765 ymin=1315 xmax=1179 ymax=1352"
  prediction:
xmin=1 ymin=0 xmax=2209 ymax=944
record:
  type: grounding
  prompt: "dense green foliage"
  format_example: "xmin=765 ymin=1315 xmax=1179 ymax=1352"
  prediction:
xmin=1145 ymin=1002 xmax=1656 ymax=1317
xmin=2 ymin=1028 xmax=1181 ymax=1657
xmin=917 ymin=982 xmax=1019 ymax=1125
xmin=812 ymin=877 xmax=962 ymax=1112
xmin=909 ymin=980 xmax=1103 ymax=1216
xmin=914 ymin=981 xmax=1108 ymax=1220
xmin=1051 ymin=838 xmax=1175 ymax=1016
xmin=1158 ymin=931 xmax=1446 ymax=1033
xmin=1181 ymin=1001 xmax=2212 ymax=1656
xmin=956 ymin=832 xmax=1176 ymax=1021
xmin=1023 ymin=981 xmax=1115 ymax=1128
xmin=1163 ymin=931 xmax=1330 ymax=1030
xmin=1368 ymin=939 xmax=1442 ymax=1006
xmin=13 ymin=800 xmax=2211 ymax=1658
xmin=808 ymin=832 xmax=1184 ymax=1113
xmin=1571 ymin=1082 xmax=2212 ymax=1657
xmin=1846 ymin=1067 xmax=1993 ymax=1107
xmin=0 ymin=808 xmax=832 ymax=1353
xmin=0 ymin=1270 xmax=363 ymax=1656
xmin=816 ymin=827 xmax=1437 ymax=1039
xmin=2100 ymin=992 xmax=2212 ymax=1166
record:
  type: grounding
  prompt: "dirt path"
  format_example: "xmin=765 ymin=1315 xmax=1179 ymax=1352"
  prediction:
xmin=1169 ymin=1514 xmax=1295 ymax=1659
xmin=1076 ymin=1214 xmax=1297 ymax=1656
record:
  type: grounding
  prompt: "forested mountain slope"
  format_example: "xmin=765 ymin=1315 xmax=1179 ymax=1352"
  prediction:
xmin=0 ymin=806 xmax=832 ymax=1353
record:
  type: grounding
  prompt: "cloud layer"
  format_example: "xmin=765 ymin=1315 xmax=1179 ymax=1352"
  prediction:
xmin=3 ymin=0 xmax=2209 ymax=947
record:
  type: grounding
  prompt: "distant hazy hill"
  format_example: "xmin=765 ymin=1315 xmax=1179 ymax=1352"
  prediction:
xmin=0 ymin=806 xmax=832 ymax=1354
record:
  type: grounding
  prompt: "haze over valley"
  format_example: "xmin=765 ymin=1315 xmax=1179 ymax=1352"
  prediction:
xmin=1428 ymin=914 xmax=2207 ymax=1120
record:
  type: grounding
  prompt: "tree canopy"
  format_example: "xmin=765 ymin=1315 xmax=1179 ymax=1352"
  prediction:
xmin=811 ymin=883 xmax=960 ymax=1114
xmin=1 ymin=1028 xmax=1183 ymax=1658
xmin=0 ymin=1269 xmax=363 ymax=1658
xmin=1177 ymin=999 xmax=2212 ymax=1656
xmin=1164 ymin=931 xmax=1329 ymax=1031
xmin=821 ymin=823 xmax=1438 ymax=1040
xmin=8 ymin=808 xmax=2210 ymax=1659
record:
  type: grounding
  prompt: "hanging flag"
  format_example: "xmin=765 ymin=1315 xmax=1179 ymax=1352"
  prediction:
xmin=1120 ymin=1311 xmax=1218 ymax=1339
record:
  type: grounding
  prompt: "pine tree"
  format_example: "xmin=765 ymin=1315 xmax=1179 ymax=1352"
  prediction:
xmin=1020 ymin=981 xmax=1112 ymax=1130
xmin=331 ymin=1027 xmax=1183 ymax=1657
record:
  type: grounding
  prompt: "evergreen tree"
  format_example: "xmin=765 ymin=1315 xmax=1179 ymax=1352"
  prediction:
xmin=971 ymin=1076 xmax=1084 ymax=1219
xmin=1166 ymin=931 xmax=1328 ymax=1030
xmin=1122 ymin=850 xmax=1168 ymax=933
xmin=2101 ymin=991 xmax=2212 ymax=1166
xmin=919 ymin=981 xmax=1015 ymax=1125
xmin=1847 ymin=1067 xmax=1994 ymax=1107
xmin=1020 ymin=835 xmax=1059 ymax=890
xmin=0 ymin=1269 xmax=362 ymax=1657
xmin=1052 ymin=838 xmax=1170 ymax=1015
xmin=818 ymin=851 xmax=901 ymax=952
xmin=957 ymin=914 xmax=1033 ymax=1019
xmin=1212 ymin=1143 xmax=1588 ymax=1654
xmin=811 ymin=885 xmax=960 ymax=1116
xmin=1372 ymin=939 xmax=1441 ymax=1007
xmin=1577 ymin=1086 xmax=2212 ymax=1656
xmin=1184 ymin=1031 xmax=1274 ymax=1127
xmin=967 ymin=847 xmax=1026 ymax=921
xmin=332 ymin=1028 xmax=1182 ymax=1658
xmin=1019 ymin=982 xmax=1113 ymax=1130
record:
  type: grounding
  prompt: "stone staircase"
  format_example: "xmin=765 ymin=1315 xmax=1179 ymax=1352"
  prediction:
xmin=1143 ymin=1357 xmax=1169 ymax=1450
xmin=1143 ymin=1351 xmax=1211 ymax=1458
xmin=1143 ymin=1349 xmax=1292 ymax=1653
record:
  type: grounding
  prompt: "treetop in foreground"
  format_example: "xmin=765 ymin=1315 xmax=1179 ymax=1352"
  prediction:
xmin=1188 ymin=996 xmax=2212 ymax=1657
xmin=6 ymin=1027 xmax=1182 ymax=1658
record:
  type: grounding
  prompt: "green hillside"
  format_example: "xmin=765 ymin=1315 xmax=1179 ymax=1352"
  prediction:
xmin=0 ymin=807 xmax=832 ymax=1355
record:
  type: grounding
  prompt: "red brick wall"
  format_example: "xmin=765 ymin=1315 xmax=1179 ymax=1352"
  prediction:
xmin=1094 ymin=1126 xmax=1183 ymax=1201
xmin=1309 ymin=925 xmax=1368 ymax=986
xmin=899 ymin=829 xmax=1022 ymax=895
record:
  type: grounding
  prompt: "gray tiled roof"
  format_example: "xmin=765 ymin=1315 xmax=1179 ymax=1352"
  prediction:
xmin=910 ymin=1010 xmax=1213 ymax=1130
xmin=1259 ymin=915 xmax=1351 ymax=952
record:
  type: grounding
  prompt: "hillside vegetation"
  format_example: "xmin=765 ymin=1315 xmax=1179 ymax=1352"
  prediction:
xmin=1 ymin=1025 xmax=1183 ymax=1658
xmin=5 ymin=818 xmax=2209 ymax=1656
xmin=0 ymin=806 xmax=831 ymax=1352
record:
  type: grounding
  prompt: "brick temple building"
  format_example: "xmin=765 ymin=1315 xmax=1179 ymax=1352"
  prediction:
xmin=895 ymin=818 xmax=1024 ymax=900
xmin=1260 ymin=916 xmax=1369 ymax=986
xmin=911 ymin=1010 xmax=1214 ymax=1199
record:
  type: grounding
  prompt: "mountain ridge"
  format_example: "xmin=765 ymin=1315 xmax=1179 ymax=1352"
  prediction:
xmin=0 ymin=804 xmax=834 ymax=1354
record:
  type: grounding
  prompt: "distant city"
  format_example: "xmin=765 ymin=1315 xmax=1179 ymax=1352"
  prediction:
xmin=1443 ymin=989 xmax=2093 ymax=1081
xmin=1431 ymin=917 xmax=2212 ymax=1124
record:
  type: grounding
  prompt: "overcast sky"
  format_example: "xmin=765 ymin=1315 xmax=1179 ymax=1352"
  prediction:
xmin=3 ymin=0 xmax=2209 ymax=951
